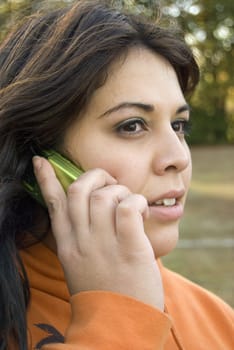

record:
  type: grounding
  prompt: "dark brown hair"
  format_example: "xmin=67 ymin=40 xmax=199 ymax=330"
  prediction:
xmin=0 ymin=1 xmax=199 ymax=349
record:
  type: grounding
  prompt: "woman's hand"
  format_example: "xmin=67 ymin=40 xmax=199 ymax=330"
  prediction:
xmin=33 ymin=156 xmax=164 ymax=311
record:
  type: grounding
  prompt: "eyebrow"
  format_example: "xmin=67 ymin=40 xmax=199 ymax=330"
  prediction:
xmin=177 ymin=104 xmax=191 ymax=114
xmin=99 ymin=102 xmax=191 ymax=118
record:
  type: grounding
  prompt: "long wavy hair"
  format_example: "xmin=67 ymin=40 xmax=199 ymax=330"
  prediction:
xmin=0 ymin=1 xmax=199 ymax=349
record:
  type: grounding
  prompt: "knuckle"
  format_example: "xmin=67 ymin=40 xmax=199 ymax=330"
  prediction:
xmin=89 ymin=168 xmax=115 ymax=183
xmin=87 ymin=168 xmax=107 ymax=177
xmin=96 ymin=168 xmax=110 ymax=176
xmin=57 ymin=242 xmax=85 ymax=264
xmin=90 ymin=190 xmax=110 ymax=203
xmin=47 ymin=196 xmax=64 ymax=215
xmin=134 ymin=193 xmax=147 ymax=205
xmin=117 ymin=194 xmax=147 ymax=217
xmin=90 ymin=167 xmax=105 ymax=174
xmin=57 ymin=246 xmax=76 ymax=266
xmin=117 ymin=202 xmax=135 ymax=217
xmin=67 ymin=181 xmax=83 ymax=195
xmin=115 ymin=184 xmax=131 ymax=194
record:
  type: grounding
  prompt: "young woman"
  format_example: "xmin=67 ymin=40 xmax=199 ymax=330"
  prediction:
xmin=0 ymin=1 xmax=233 ymax=349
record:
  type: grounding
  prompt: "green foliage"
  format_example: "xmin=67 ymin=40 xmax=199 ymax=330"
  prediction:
xmin=188 ymin=107 xmax=228 ymax=144
xmin=0 ymin=0 xmax=233 ymax=144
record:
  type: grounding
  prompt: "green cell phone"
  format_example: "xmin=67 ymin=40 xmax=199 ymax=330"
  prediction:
xmin=23 ymin=150 xmax=83 ymax=207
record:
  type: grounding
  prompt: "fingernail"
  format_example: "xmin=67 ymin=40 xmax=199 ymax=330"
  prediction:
xmin=32 ymin=156 xmax=42 ymax=171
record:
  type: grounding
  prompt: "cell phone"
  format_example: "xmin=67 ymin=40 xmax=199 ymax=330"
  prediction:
xmin=23 ymin=150 xmax=83 ymax=207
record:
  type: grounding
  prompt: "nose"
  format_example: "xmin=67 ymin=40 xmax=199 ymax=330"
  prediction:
xmin=152 ymin=128 xmax=190 ymax=176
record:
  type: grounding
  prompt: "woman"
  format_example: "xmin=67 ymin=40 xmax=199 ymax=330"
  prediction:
xmin=0 ymin=1 xmax=233 ymax=349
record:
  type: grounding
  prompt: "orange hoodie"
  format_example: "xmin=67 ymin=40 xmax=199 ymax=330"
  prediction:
xmin=21 ymin=242 xmax=234 ymax=350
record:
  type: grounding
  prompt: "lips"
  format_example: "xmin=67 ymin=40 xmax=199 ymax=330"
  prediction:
xmin=147 ymin=189 xmax=185 ymax=222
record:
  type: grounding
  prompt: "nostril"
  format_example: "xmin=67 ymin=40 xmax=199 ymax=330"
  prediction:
xmin=165 ymin=165 xmax=177 ymax=172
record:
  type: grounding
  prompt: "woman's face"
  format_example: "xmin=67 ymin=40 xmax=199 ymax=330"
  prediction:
xmin=63 ymin=47 xmax=192 ymax=258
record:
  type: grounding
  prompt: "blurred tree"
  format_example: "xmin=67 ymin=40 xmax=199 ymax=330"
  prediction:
xmin=161 ymin=0 xmax=234 ymax=144
xmin=0 ymin=0 xmax=233 ymax=144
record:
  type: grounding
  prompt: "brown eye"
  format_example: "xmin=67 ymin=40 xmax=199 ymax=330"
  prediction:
xmin=116 ymin=118 xmax=147 ymax=135
xmin=171 ymin=119 xmax=192 ymax=136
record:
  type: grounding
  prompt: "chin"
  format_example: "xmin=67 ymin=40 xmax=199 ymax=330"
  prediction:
xmin=144 ymin=222 xmax=179 ymax=259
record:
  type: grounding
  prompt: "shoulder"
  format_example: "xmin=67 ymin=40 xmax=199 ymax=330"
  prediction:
xmin=159 ymin=261 xmax=233 ymax=349
xmin=160 ymin=260 xmax=233 ymax=321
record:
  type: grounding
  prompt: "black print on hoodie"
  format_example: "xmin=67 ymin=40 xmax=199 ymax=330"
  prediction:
xmin=34 ymin=324 xmax=65 ymax=349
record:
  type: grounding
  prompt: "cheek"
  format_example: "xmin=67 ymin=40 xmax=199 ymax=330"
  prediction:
xmin=88 ymin=154 xmax=143 ymax=191
xmin=73 ymin=141 xmax=145 ymax=192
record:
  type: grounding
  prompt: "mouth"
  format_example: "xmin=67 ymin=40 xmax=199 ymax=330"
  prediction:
xmin=147 ymin=190 xmax=185 ymax=222
xmin=149 ymin=198 xmax=177 ymax=207
xmin=148 ymin=189 xmax=185 ymax=207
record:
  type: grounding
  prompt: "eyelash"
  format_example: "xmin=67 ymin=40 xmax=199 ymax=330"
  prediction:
xmin=171 ymin=119 xmax=192 ymax=136
xmin=115 ymin=118 xmax=147 ymax=135
xmin=115 ymin=118 xmax=192 ymax=137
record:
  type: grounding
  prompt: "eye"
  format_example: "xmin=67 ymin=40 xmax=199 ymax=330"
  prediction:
xmin=115 ymin=118 xmax=147 ymax=135
xmin=171 ymin=119 xmax=192 ymax=136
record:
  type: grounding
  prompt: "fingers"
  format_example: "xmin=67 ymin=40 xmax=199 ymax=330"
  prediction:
xmin=33 ymin=156 xmax=71 ymax=244
xmin=66 ymin=169 xmax=117 ymax=234
xmin=116 ymin=194 xmax=150 ymax=250
xmin=33 ymin=156 xmax=149 ymax=253
xmin=33 ymin=157 xmax=118 ymax=244
xmin=89 ymin=184 xmax=131 ymax=239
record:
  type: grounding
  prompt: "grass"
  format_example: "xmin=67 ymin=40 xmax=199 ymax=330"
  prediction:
xmin=162 ymin=145 xmax=234 ymax=307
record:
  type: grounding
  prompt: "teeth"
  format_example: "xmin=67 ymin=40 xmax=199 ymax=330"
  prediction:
xmin=163 ymin=198 xmax=176 ymax=206
xmin=154 ymin=198 xmax=176 ymax=206
xmin=155 ymin=199 xmax=163 ymax=205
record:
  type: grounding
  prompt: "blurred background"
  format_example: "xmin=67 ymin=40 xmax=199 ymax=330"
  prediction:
xmin=0 ymin=0 xmax=233 ymax=306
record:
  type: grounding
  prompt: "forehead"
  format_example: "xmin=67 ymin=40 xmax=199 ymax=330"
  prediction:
xmin=84 ymin=47 xmax=186 ymax=116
